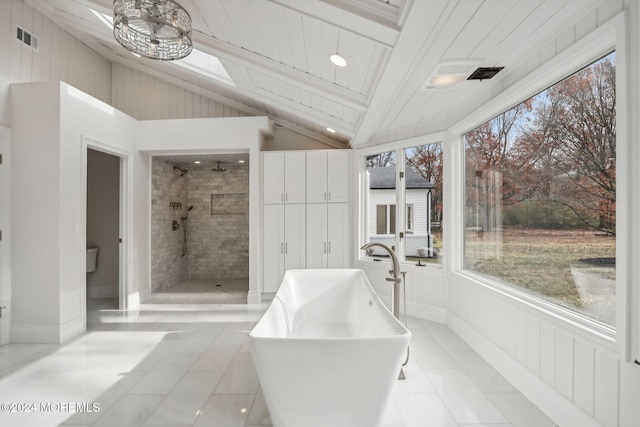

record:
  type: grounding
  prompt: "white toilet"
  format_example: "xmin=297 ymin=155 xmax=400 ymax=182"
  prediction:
xmin=87 ymin=247 xmax=99 ymax=273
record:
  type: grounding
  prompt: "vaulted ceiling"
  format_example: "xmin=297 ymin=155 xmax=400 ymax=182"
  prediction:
xmin=25 ymin=0 xmax=601 ymax=149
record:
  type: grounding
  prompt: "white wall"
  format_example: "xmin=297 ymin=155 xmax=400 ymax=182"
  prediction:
xmin=9 ymin=81 xmax=135 ymax=343
xmin=0 ymin=0 xmax=111 ymax=105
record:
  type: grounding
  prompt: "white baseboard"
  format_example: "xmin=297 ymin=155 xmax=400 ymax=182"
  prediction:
xmin=11 ymin=322 xmax=60 ymax=343
xmin=60 ymin=316 xmax=85 ymax=343
xmin=447 ymin=311 xmax=601 ymax=427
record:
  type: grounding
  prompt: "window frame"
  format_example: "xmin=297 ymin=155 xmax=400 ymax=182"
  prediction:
xmin=359 ymin=135 xmax=445 ymax=268
xmin=447 ymin=13 xmax=627 ymax=354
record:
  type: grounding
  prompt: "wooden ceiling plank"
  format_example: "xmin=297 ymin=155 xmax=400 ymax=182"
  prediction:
xmin=266 ymin=0 xmax=399 ymax=48
xmin=302 ymin=14 xmax=326 ymax=79
xmin=283 ymin=7 xmax=308 ymax=72
xmin=250 ymin=0 xmax=285 ymax=63
xmin=319 ymin=21 xmax=340 ymax=83
xmin=334 ymin=30 xmax=359 ymax=90
xmin=347 ymin=36 xmax=377 ymax=95
xmin=444 ymin=0 xmax=516 ymax=60
xmin=225 ymin=0 xmax=267 ymax=55
xmin=199 ymin=0 xmax=239 ymax=44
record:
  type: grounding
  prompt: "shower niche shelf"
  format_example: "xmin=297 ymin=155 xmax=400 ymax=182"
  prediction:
xmin=211 ymin=193 xmax=246 ymax=216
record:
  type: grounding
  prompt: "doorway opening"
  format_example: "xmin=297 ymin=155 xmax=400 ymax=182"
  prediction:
xmin=149 ymin=153 xmax=249 ymax=303
xmin=86 ymin=148 xmax=122 ymax=311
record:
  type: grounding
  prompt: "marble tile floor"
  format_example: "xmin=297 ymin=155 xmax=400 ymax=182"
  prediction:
xmin=0 ymin=298 xmax=556 ymax=427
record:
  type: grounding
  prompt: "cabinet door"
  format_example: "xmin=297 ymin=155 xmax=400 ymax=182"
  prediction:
xmin=263 ymin=204 xmax=285 ymax=292
xmin=327 ymin=203 xmax=349 ymax=268
xmin=263 ymin=152 xmax=285 ymax=204
xmin=284 ymin=152 xmax=306 ymax=204
xmin=306 ymin=203 xmax=328 ymax=268
xmin=306 ymin=151 xmax=328 ymax=203
xmin=327 ymin=151 xmax=349 ymax=203
xmin=284 ymin=204 xmax=306 ymax=271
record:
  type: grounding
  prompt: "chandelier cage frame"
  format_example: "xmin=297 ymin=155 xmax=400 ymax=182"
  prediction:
xmin=113 ymin=0 xmax=193 ymax=61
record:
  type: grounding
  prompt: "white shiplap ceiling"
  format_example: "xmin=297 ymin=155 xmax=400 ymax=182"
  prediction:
xmin=25 ymin=0 xmax=602 ymax=149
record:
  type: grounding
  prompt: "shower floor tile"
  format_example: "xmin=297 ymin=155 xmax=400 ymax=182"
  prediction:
xmin=151 ymin=278 xmax=248 ymax=303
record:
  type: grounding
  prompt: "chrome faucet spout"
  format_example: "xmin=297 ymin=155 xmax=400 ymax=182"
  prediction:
xmin=360 ymin=242 xmax=401 ymax=283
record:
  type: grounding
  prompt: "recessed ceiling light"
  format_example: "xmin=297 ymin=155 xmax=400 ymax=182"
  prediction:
xmin=326 ymin=127 xmax=336 ymax=133
xmin=238 ymin=160 xmax=245 ymax=163
xmin=330 ymin=54 xmax=347 ymax=67
xmin=194 ymin=160 xmax=201 ymax=164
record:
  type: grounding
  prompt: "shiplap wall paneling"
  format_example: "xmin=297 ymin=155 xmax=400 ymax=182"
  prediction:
xmin=1 ymin=0 xmax=110 ymax=104
xmin=573 ymin=339 xmax=595 ymax=416
xmin=594 ymin=348 xmax=618 ymax=426
xmin=110 ymin=64 xmax=250 ymax=121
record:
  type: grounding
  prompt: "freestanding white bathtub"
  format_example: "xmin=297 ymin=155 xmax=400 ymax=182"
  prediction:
xmin=249 ymin=269 xmax=411 ymax=427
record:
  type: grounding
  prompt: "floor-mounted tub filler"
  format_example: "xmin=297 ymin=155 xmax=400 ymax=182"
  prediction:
xmin=249 ymin=269 xmax=411 ymax=427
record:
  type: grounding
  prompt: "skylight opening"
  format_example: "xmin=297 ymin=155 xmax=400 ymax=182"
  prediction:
xmin=89 ymin=8 xmax=235 ymax=87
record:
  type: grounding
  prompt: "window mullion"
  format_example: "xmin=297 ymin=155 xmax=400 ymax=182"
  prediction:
xmin=396 ymin=148 xmax=406 ymax=261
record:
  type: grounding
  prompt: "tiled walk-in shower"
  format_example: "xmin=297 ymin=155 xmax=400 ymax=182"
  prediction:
xmin=0 ymin=298 xmax=556 ymax=426
xmin=151 ymin=155 xmax=249 ymax=299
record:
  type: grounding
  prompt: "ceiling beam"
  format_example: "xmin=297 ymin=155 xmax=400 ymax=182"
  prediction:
xmin=193 ymin=31 xmax=369 ymax=114
xmin=265 ymin=0 xmax=400 ymax=48
xmin=350 ymin=0 xmax=454 ymax=148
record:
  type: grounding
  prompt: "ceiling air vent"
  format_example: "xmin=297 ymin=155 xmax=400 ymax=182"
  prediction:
xmin=467 ymin=67 xmax=504 ymax=81
xmin=16 ymin=26 xmax=39 ymax=51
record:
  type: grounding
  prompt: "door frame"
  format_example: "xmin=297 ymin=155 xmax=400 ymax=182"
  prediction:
xmin=81 ymin=135 xmax=132 ymax=314
xmin=0 ymin=126 xmax=10 ymax=345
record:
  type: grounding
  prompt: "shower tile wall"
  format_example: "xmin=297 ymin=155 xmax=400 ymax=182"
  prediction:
xmin=151 ymin=158 xmax=188 ymax=291
xmin=187 ymin=164 xmax=249 ymax=279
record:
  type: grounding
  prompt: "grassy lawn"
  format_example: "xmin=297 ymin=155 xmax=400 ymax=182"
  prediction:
xmin=465 ymin=227 xmax=616 ymax=324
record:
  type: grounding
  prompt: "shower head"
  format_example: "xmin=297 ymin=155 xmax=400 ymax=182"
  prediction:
xmin=211 ymin=161 xmax=226 ymax=172
xmin=173 ymin=166 xmax=189 ymax=176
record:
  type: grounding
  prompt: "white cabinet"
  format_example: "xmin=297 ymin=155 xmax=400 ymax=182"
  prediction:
xmin=306 ymin=150 xmax=349 ymax=203
xmin=263 ymin=204 xmax=306 ymax=293
xmin=306 ymin=203 xmax=349 ymax=269
xmin=262 ymin=150 xmax=350 ymax=293
xmin=264 ymin=151 xmax=306 ymax=204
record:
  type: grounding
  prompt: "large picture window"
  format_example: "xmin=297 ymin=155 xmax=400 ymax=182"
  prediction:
xmin=464 ymin=52 xmax=616 ymax=326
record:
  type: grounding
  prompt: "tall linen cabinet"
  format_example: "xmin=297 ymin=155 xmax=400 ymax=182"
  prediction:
xmin=262 ymin=150 xmax=350 ymax=293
